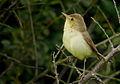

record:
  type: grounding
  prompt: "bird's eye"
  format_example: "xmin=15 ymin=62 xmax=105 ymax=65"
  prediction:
xmin=71 ymin=18 xmax=74 ymax=21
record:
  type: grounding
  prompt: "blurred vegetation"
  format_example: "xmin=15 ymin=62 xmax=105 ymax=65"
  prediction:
xmin=0 ymin=0 xmax=120 ymax=84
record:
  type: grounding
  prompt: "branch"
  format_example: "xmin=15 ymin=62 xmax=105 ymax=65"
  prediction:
xmin=0 ymin=53 xmax=39 ymax=69
xmin=0 ymin=62 xmax=14 ymax=78
xmin=91 ymin=17 xmax=114 ymax=49
xmin=97 ymin=6 xmax=115 ymax=34
xmin=95 ymin=33 xmax=120 ymax=47
xmin=52 ymin=52 xmax=59 ymax=84
xmin=104 ymin=71 xmax=120 ymax=83
xmin=26 ymin=58 xmax=68 ymax=84
xmin=113 ymin=0 xmax=120 ymax=24
xmin=79 ymin=45 xmax=120 ymax=84
xmin=8 ymin=0 xmax=19 ymax=10
xmin=26 ymin=45 xmax=66 ymax=84
xmin=27 ymin=0 xmax=38 ymax=76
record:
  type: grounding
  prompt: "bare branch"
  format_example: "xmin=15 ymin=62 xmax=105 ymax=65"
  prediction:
xmin=0 ymin=53 xmax=38 ymax=69
xmin=97 ymin=6 xmax=115 ymax=34
xmin=72 ymin=61 xmax=82 ymax=76
xmin=55 ymin=44 xmax=64 ymax=58
xmin=0 ymin=62 xmax=14 ymax=78
xmin=95 ymin=33 xmax=120 ymax=47
xmin=93 ymin=74 xmax=105 ymax=84
xmin=8 ymin=0 xmax=19 ymax=9
xmin=91 ymin=17 xmax=114 ymax=49
xmin=52 ymin=52 xmax=59 ymax=84
xmin=79 ymin=45 xmax=120 ymax=84
xmin=113 ymin=0 xmax=120 ymax=24
xmin=26 ymin=44 xmax=65 ymax=84
xmin=104 ymin=71 xmax=120 ymax=83
xmin=27 ymin=0 xmax=38 ymax=76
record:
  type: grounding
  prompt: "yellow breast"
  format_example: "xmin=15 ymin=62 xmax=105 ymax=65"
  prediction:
xmin=63 ymin=28 xmax=93 ymax=60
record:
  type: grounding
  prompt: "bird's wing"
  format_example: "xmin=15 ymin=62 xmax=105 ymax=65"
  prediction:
xmin=82 ymin=31 xmax=103 ymax=59
xmin=82 ymin=31 xmax=98 ymax=53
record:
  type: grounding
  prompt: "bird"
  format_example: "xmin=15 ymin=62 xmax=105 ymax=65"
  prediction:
xmin=62 ymin=12 xmax=102 ymax=60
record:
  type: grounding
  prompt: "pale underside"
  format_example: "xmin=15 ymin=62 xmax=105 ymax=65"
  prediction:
xmin=63 ymin=23 xmax=96 ymax=60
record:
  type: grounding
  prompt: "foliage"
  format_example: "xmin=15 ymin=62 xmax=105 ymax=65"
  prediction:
xmin=0 ymin=0 xmax=120 ymax=84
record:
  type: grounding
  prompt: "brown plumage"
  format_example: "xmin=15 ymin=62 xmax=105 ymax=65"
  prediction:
xmin=62 ymin=12 xmax=102 ymax=60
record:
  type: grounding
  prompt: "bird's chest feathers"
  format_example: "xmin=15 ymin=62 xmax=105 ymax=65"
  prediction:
xmin=63 ymin=29 xmax=86 ymax=49
xmin=63 ymin=28 xmax=92 ymax=59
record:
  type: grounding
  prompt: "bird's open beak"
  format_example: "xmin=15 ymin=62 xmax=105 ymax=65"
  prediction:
xmin=62 ymin=12 xmax=70 ymax=19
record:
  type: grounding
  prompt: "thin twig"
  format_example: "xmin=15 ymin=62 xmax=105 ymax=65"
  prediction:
xmin=55 ymin=44 xmax=64 ymax=58
xmin=26 ymin=58 xmax=67 ymax=84
xmin=0 ymin=62 xmax=14 ymax=78
xmin=67 ymin=60 xmax=78 ymax=83
xmin=113 ymin=0 xmax=120 ymax=24
xmin=0 ymin=3 xmax=46 ymax=13
xmin=27 ymin=0 xmax=38 ymax=76
xmin=45 ymin=0 xmax=82 ymax=30
xmin=0 ymin=53 xmax=39 ymax=69
xmin=8 ymin=0 xmax=19 ymax=10
xmin=53 ymin=52 xmax=59 ymax=84
xmin=62 ymin=63 xmax=120 ymax=83
xmin=61 ymin=47 xmax=83 ymax=81
xmin=93 ymin=74 xmax=105 ymax=84
xmin=57 ymin=44 xmax=83 ymax=83
xmin=91 ymin=17 xmax=114 ymax=49
xmin=0 ymin=22 xmax=14 ymax=30
xmin=12 ymin=10 xmax=23 ymax=28
xmin=97 ymin=6 xmax=115 ymax=34
xmin=79 ymin=45 xmax=120 ymax=84
xmin=26 ymin=69 xmax=49 ymax=84
xmin=67 ymin=66 xmax=74 ymax=83
xmin=83 ymin=0 xmax=98 ymax=16
xmin=26 ymin=45 xmax=66 ymax=84
xmin=72 ymin=61 xmax=82 ymax=76
xmin=53 ymin=67 xmax=68 ymax=84
xmin=95 ymin=33 xmax=120 ymax=47
xmin=58 ymin=0 xmax=65 ymax=12
xmin=0 ymin=0 xmax=19 ymax=18
xmin=45 ymin=74 xmax=66 ymax=84
xmin=104 ymin=71 xmax=120 ymax=83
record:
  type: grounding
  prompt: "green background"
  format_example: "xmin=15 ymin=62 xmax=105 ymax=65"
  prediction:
xmin=0 ymin=0 xmax=120 ymax=84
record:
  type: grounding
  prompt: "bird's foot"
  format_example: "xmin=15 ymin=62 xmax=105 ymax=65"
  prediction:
xmin=79 ymin=73 xmax=85 ymax=80
xmin=66 ymin=56 xmax=76 ymax=63
xmin=97 ymin=52 xmax=107 ymax=61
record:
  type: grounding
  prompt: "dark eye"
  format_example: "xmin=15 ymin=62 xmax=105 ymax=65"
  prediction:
xmin=71 ymin=18 xmax=74 ymax=21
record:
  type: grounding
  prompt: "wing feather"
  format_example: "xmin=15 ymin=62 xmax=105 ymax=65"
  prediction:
xmin=82 ymin=31 xmax=98 ymax=53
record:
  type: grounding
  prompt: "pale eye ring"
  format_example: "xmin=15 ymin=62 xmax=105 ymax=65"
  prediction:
xmin=71 ymin=18 xmax=74 ymax=21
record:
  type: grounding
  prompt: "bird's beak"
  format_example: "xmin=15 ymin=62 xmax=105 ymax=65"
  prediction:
xmin=62 ymin=12 xmax=70 ymax=19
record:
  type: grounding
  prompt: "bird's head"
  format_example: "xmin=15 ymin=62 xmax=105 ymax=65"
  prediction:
xmin=62 ymin=12 xmax=86 ymax=32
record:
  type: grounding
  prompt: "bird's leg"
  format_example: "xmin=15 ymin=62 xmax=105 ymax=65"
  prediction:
xmin=97 ymin=52 xmax=106 ymax=61
xmin=97 ymin=52 xmax=113 ymax=63
xmin=66 ymin=56 xmax=74 ymax=63
xmin=83 ymin=58 xmax=86 ymax=77
xmin=66 ymin=56 xmax=77 ymax=63
xmin=80 ymin=58 xmax=86 ymax=80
